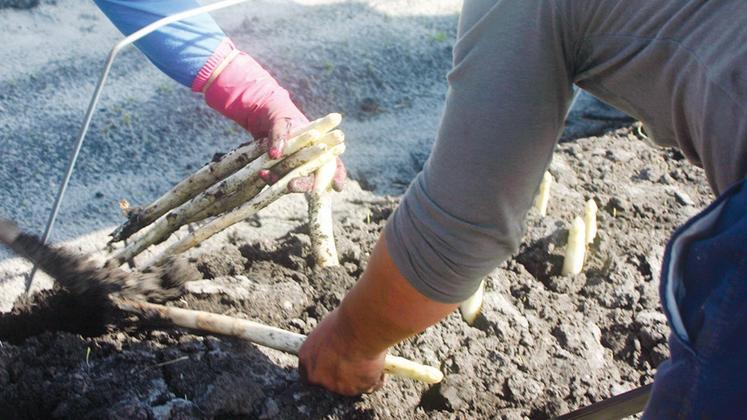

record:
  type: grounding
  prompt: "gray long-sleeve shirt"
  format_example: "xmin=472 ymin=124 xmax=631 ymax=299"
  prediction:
xmin=386 ymin=0 xmax=747 ymax=303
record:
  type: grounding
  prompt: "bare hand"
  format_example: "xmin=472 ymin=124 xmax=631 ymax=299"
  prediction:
xmin=298 ymin=308 xmax=386 ymax=396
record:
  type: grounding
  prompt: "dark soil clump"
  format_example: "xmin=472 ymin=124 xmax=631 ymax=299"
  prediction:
xmin=0 ymin=287 xmax=112 ymax=344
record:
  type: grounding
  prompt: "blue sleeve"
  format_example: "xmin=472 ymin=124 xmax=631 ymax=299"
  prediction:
xmin=94 ymin=0 xmax=226 ymax=87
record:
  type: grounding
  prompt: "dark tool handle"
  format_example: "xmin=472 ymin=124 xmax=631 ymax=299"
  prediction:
xmin=555 ymin=383 xmax=652 ymax=420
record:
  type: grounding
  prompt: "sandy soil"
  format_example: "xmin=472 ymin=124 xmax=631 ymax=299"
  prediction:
xmin=0 ymin=0 xmax=709 ymax=419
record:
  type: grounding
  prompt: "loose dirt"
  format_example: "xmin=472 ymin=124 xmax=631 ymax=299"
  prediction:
xmin=0 ymin=124 xmax=711 ymax=419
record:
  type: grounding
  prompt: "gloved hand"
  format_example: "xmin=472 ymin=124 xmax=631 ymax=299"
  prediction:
xmin=195 ymin=40 xmax=346 ymax=192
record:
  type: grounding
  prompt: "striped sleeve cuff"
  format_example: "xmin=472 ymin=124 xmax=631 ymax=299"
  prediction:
xmin=191 ymin=37 xmax=236 ymax=93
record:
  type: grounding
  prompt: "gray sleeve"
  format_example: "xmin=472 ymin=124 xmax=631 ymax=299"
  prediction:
xmin=385 ymin=0 xmax=576 ymax=303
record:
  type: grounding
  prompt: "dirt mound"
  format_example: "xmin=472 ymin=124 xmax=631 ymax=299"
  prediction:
xmin=0 ymin=126 xmax=710 ymax=418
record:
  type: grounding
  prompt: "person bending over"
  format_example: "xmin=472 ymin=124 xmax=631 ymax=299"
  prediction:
xmin=299 ymin=1 xmax=747 ymax=418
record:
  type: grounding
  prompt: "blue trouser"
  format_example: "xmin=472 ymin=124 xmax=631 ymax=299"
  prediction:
xmin=645 ymin=178 xmax=747 ymax=419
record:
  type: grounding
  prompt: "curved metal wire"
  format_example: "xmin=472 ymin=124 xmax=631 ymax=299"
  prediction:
xmin=27 ymin=0 xmax=253 ymax=292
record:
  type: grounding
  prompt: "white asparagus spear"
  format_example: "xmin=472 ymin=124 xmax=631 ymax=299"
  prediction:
xmin=584 ymin=198 xmax=598 ymax=244
xmin=116 ymin=299 xmax=444 ymax=384
xmin=110 ymin=131 xmax=345 ymax=266
xmin=307 ymin=159 xmax=339 ymax=268
xmin=147 ymin=144 xmax=346 ymax=267
xmin=110 ymin=142 xmax=264 ymax=243
xmin=533 ymin=171 xmax=554 ymax=216
xmin=562 ymin=216 xmax=586 ymax=276
xmin=110 ymin=113 xmax=343 ymax=243
xmin=459 ymin=279 xmax=485 ymax=325
xmin=189 ymin=129 xmax=345 ymax=225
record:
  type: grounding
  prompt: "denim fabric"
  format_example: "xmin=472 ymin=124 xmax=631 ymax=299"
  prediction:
xmin=645 ymin=178 xmax=747 ymax=419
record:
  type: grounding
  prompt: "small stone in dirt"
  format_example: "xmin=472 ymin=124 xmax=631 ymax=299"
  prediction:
xmin=289 ymin=318 xmax=306 ymax=330
xmin=639 ymin=246 xmax=664 ymax=280
xmin=605 ymin=149 xmax=635 ymax=162
xmin=305 ymin=317 xmax=318 ymax=329
xmin=184 ymin=279 xmax=224 ymax=296
xmin=671 ymin=189 xmax=695 ymax=206
xmin=605 ymin=196 xmax=630 ymax=215
xmin=343 ymin=261 xmax=358 ymax=275
xmin=420 ymin=375 xmax=474 ymax=412
xmin=635 ymin=166 xmax=664 ymax=182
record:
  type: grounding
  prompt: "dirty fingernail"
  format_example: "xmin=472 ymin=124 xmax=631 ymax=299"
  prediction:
xmin=268 ymin=147 xmax=283 ymax=159
xmin=259 ymin=169 xmax=273 ymax=184
xmin=269 ymin=137 xmax=286 ymax=159
xmin=288 ymin=176 xmax=315 ymax=193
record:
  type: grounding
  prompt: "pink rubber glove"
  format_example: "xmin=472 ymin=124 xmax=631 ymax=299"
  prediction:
xmin=193 ymin=39 xmax=307 ymax=159
xmin=193 ymin=39 xmax=346 ymax=191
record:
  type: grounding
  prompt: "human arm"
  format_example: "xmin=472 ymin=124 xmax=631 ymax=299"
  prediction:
xmin=299 ymin=0 xmax=576 ymax=394
xmin=93 ymin=0 xmax=307 ymax=158
xmin=298 ymin=232 xmax=459 ymax=396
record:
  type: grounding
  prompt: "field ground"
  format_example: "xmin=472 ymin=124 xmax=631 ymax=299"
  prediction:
xmin=0 ymin=1 xmax=712 ymax=418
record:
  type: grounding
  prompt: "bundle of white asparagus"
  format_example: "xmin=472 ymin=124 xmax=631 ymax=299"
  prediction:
xmin=108 ymin=113 xmax=345 ymax=270
xmin=117 ymin=299 xmax=444 ymax=384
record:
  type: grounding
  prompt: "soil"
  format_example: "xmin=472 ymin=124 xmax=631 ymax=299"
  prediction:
xmin=0 ymin=124 xmax=711 ymax=419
